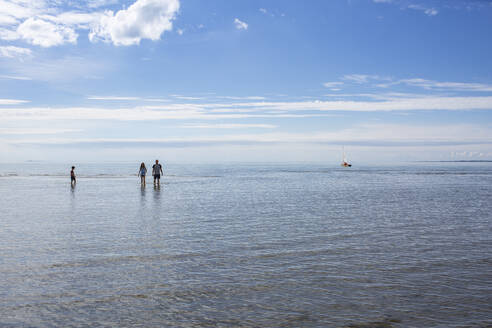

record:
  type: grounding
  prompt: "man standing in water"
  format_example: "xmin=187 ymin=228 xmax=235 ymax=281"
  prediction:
xmin=152 ymin=160 xmax=163 ymax=186
xmin=70 ymin=166 xmax=76 ymax=187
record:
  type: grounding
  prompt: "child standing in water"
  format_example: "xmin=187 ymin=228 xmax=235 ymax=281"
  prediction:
xmin=138 ymin=162 xmax=147 ymax=186
xmin=70 ymin=166 xmax=76 ymax=187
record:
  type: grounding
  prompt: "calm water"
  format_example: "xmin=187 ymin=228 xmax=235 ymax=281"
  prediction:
xmin=0 ymin=163 xmax=491 ymax=328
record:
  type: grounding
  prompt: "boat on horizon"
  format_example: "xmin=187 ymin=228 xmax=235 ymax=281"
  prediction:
xmin=341 ymin=147 xmax=352 ymax=167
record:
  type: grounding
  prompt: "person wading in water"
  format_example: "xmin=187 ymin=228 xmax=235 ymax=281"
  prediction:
xmin=152 ymin=160 xmax=163 ymax=186
xmin=138 ymin=162 xmax=147 ymax=186
xmin=70 ymin=166 xmax=76 ymax=187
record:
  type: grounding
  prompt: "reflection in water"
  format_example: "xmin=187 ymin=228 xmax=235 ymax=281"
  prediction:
xmin=140 ymin=184 xmax=146 ymax=198
xmin=152 ymin=184 xmax=161 ymax=219
xmin=137 ymin=184 xmax=147 ymax=218
xmin=70 ymin=183 xmax=76 ymax=212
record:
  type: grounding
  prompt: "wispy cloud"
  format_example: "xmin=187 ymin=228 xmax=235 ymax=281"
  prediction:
xmin=343 ymin=74 xmax=384 ymax=83
xmin=373 ymin=0 xmax=439 ymax=16
xmin=0 ymin=105 xmax=336 ymax=122
xmin=0 ymin=45 xmax=32 ymax=58
xmin=0 ymin=74 xmax=32 ymax=80
xmin=377 ymin=78 xmax=492 ymax=92
xmin=2 ymin=94 xmax=492 ymax=124
xmin=0 ymin=98 xmax=29 ymax=105
xmin=88 ymin=96 xmax=141 ymax=101
xmin=181 ymin=123 xmax=277 ymax=129
xmin=0 ymin=128 xmax=82 ymax=135
xmin=234 ymin=18 xmax=248 ymax=30
xmin=323 ymin=82 xmax=344 ymax=88
xmin=215 ymin=96 xmax=266 ymax=100
xmin=87 ymin=0 xmax=119 ymax=8
xmin=218 ymin=96 xmax=492 ymax=112
xmin=7 ymin=55 xmax=112 ymax=82
xmin=172 ymin=96 xmax=204 ymax=100
xmin=338 ymin=74 xmax=492 ymax=93
xmin=9 ymin=123 xmax=492 ymax=148
xmin=88 ymin=96 xmax=175 ymax=102
xmin=408 ymin=4 xmax=438 ymax=16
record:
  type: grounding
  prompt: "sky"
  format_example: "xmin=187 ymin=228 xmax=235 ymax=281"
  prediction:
xmin=0 ymin=0 xmax=492 ymax=163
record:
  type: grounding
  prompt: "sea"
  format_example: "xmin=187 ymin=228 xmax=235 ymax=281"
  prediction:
xmin=0 ymin=162 xmax=491 ymax=328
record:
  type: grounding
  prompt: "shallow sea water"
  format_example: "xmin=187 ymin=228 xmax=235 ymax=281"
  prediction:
xmin=0 ymin=162 xmax=491 ymax=328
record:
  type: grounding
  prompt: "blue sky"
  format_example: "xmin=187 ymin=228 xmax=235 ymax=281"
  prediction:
xmin=0 ymin=0 xmax=491 ymax=163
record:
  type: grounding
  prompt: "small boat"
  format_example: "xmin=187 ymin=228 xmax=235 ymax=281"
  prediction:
xmin=341 ymin=147 xmax=352 ymax=167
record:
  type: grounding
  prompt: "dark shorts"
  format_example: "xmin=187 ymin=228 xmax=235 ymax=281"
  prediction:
xmin=154 ymin=174 xmax=160 ymax=179
xmin=71 ymin=176 xmax=76 ymax=181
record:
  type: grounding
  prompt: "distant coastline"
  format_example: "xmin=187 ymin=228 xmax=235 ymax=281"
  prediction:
xmin=416 ymin=160 xmax=492 ymax=163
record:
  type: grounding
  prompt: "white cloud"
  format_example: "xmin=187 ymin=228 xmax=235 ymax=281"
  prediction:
xmin=0 ymin=128 xmax=82 ymax=135
xmin=218 ymin=96 xmax=492 ymax=112
xmin=8 ymin=55 xmax=111 ymax=81
xmin=17 ymin=17 xmax=77 ymax=47
xmin=40 ymin=12 xmax=105 ymax=29
xmin=342 ymin=75 xmax=492 ymax=93
xmin=379 ymin=78 xmax=492 ymax=92
xmin=408 ymin=4 xmax=438 ymax=16
xmin=0 ymin=0 xmax=180 ymax=47
xmin=0 ymin=0 xmax=42 ymax=21
xmin=0 ymin=27 xmax=20 ymax=40
xmin=88 ymin=96 xmax=141 ymax=100
xmin=0 ymin=1 xmax=58 ymax=43
xmin=0 ymin=13 xmax=18 ymax=25
xmin=89 ymin=0 xmax=180 ymax=46
xmin=334 ymin=123 xmax=491 ymax=144
xmin=343 ymin=74 xmax=382 ymax=83
xmin=323 ymin=82 xmax=344 ymax=88
xmin=404 ymin=78 xmax=492 ymax=91
xmin=0 ymin=98 xmax=29 ymax=105
xmin=215 ymin=96 xmax=266 ymax=100
xmin=425 ymin=8 xmax=438 ymax=16
xmin=8 ymin=123 xmax=492 ymax=148
xmin=0 ymin=45 xmax=31 ymax=58
xmin=86 ymin=0 xmax=119 ymax=8
xmin=373 ymin=1 xmax=438 ymax=16
xmin=0 ymin=74 xmax=32 ymax=80
xmin=172 ymin=95 xmax=204 ymax=100
xmin=144 ymin=98 xmax=170 ymax=102
xmin=259 ymin=8 xmax=267 ymax=14
xmin=181 ymin=123 xmax=277 ymax=129
xmin=0 ymin=104 xmax=335 ymax=122
xmin=234 ymin=18 xmax=248 ymax=30
xmin=1 ymin=94 xmax=492 ymax=125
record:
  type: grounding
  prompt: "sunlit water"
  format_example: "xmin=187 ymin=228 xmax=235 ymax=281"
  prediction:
xmin=0 ymin=163 xmax=491 ymax=327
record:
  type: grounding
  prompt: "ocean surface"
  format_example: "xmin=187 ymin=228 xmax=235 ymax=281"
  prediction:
xmin=0 ymin=162 xmax=491 ymax=328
